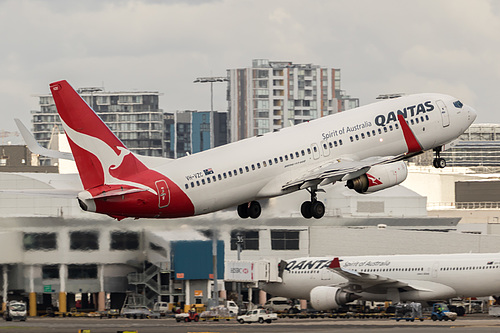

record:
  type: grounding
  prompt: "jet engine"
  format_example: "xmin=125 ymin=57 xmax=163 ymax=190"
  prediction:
xmin=310 ymin=286 xmax=360 ymax=311
xmin=346 ymin=161 xmax=408 ymax=194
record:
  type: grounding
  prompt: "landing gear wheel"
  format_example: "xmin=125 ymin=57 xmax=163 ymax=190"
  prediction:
xmin=432 ymin=147 xmax=446 ymax=169
xmin=311 ymin=201 xmax=325 ymax=219
xmin=301 ymin=201 xmax=312 ymax=219
xmin=248 ymin=201 xmax=261 ymax=219
xmin=237 ymin=203 xmax=249 ymax=219
xmin=237 ymin=201 xmax=261 ymax=219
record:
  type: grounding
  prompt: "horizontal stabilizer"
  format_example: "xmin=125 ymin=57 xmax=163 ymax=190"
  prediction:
xmin=90 ymin=187 xmax=147 ymax=199
xmin=14 ymin=118 xmax=74 ymax=161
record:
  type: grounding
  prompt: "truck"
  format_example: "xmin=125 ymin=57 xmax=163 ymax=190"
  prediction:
xmin=237 ymin=309 xmax=278 ymax=324
xmin=3 ymin=301 xmax=27 ymax=321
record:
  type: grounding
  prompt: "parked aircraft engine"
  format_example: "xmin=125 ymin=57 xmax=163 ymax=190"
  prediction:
xmin=346 ymin=161 xmax=408 ymax=194
xmin=310 ymin=286 xmax=360 ymax=311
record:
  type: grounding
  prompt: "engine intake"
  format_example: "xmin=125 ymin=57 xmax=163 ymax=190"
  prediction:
xmin=346 ymin=161 xmax=408 ymax=194
xmin=310 ymin=286 xmax=360 ymax=311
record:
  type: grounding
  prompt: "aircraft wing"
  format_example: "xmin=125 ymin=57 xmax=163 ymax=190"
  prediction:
xmin=327 ymin=258 xmax=432 ymax=294
xmin=281 ymin=154 xmax=415 ymax=191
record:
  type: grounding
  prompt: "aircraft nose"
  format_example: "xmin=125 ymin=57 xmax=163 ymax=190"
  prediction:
xmin=468 ymin=105 xmax=477 ymax=123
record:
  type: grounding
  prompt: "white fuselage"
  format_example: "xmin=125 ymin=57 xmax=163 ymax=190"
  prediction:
xmin=151 ymin=93 xmax=475 ymax=215
xmin=262 ymin=253 xmax=500 ymax=302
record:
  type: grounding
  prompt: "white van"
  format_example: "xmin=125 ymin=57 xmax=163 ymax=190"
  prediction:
xmin=153 ymin=302 xmax=169 ymax=315
xmin=263 ymin=297 xmax=292 ymax=313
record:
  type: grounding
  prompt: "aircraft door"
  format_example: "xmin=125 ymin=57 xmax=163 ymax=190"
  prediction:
xmin=311 ymin=143 xmax=320 ymax=160
xmin=432 ymin=262 xmax=439 ymax=278
xmin=155 ymin=180 xmax=170 ymax=208
xmin=436 ymin=100 xmax=450 ymax=127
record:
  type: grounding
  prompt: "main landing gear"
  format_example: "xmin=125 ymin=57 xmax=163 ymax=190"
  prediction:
xmin=237 ymin=201 xmax=261 ymax=219
xmin=432 ymin=146 xmax=446 ymax=169
xmin=300 ymin=187 xmax=325 ymax=219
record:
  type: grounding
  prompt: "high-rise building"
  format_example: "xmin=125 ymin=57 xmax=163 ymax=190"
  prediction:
xmin=227 ymin=59 xmax=359 ymax=142
xmin=32 ymin=87 xmax=164 ymax=158
xmin=164 ymin=111 xmax=228 ymax=158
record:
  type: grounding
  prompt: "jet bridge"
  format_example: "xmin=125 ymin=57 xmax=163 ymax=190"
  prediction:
xmin=225 ymin=259 xmax=282 ymax=283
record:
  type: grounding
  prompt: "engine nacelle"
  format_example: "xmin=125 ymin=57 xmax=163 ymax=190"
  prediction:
xmin=310 ymin=286 xmax=360 ymax=311
xmin=346 ymin=161 xmax=408 ymax=194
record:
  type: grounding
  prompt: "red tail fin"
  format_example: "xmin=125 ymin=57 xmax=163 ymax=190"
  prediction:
xmin=50 ymin=80 xmax=147 ymax=190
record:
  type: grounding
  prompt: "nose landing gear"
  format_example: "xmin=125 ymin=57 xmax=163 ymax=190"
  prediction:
xmin=300 ymin=187 xmax=325 ymax=219
xmin=433 ymin=146 xmax=446 ymax=168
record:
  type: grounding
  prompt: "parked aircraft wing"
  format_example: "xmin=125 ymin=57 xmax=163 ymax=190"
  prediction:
xmin=327 ymin=257 xmax=432 ymax=294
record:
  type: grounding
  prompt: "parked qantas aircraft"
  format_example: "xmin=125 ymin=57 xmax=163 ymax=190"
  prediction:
xmin=261 ymin=253 xmax=500 ymax=310
xmin=48 ymin=80 xmax=476 ymax=220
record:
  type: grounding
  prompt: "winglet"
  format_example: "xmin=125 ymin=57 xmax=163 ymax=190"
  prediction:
xmin=397 ymin=114 xmax=423 ymax=153
xmin=329 ymin=257 xmax=341 ymax=270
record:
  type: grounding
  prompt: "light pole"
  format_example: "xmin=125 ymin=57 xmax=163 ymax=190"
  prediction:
xmin=236 ymin=232 xmax=244 ymax=307
xmin=193 ymin=76 xmax=228 ymax=112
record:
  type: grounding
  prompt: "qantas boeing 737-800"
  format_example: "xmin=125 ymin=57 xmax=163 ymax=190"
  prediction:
xmin=261 ymin=253 xmax=500 ymax=310
xmin=46 ymin=80 xmax=475 ymax=220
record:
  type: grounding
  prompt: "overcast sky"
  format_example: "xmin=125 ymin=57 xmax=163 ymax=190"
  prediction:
xmin=1 ymin=0 xmax=499 ymax=132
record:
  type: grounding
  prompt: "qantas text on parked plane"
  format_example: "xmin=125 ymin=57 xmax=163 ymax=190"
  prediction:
xmin=261 ymin=253 xmax=500 ymax=310
xmin=49 ymin=80 xmax=476 ymax=220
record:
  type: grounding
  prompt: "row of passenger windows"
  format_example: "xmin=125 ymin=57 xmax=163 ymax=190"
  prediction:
xmin=184 ymin=147 xmax=322 ymax=189
xmin=184 ymin=115 xmax=430 ymax=190
xmin=440 ymin=265 xmax=499 ymax=271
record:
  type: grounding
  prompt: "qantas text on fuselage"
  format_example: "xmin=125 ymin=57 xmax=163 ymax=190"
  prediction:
xmin=49 ymin=80 xmax=476 ymax=220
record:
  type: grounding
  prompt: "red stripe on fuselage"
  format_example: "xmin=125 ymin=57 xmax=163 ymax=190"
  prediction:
xmin=397 ymin=114 xmax=423 ymax=153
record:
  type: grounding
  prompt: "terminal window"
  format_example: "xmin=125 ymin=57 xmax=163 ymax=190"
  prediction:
xmin=70 ymin=231 xmax=99 ymax=251
xmin=23 ymin=232 xmax=57 ymax=251
xmin=230 ymin=230 xmax=259 ymax=250
xmin=68 ymin=264 xmax=98 ymax=279
xmin=110 ymin=231 xmax=139 ymax=250
xmin=271 ymin=230 xmax=299 ymax=250
xmin=42 ymin=265 xmax=59 ymax=279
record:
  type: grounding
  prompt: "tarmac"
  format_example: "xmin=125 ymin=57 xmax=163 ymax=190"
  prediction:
xmin=1 ymin=314 xmax=500 ymax=333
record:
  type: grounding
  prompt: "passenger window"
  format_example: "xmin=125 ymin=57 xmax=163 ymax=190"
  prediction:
xmin=268 ymin=159 xmax=272 ymax=166
xmin=420 ymin=116 xmax=424 ymax=122
xmin=280 ymin=156 xmax=283 ymax=162
xmin=201 ymin=179 xmax=205 ymax=185
xmin=289 ymin=154 xmax=293 ymax=160
xmin=234 ymin=169 xmax=238 ymax=175
xmin=395 ymin=123 xmax=399 ymax=129
xmin=191 ymin=182 xmax=195 ymax=188
xmin=274 ymin=158 xmax=278 ymax=164
xmin=212 ymin=176 xmax=216 ymax=182
xmin=218 ymin=174 xmax=222 ymax=180
xmin=228 ymin=171 xmax=232 ymax=177
xmin=301 ymin=150 xmax=305 ymax=156
xmin=339 ymin=139 xmax=343 ymax=145
xmin=410 ymin=119 xmax=414 ymax=125
xmin=252 ymin=164 xmax=255 ymax=170
xmin=223 ymin=173 xmax=227 ymax=179
xmin=196 ymin=181 xmax=200 ymax=186
xmin=185 ymin=184 xmax=189 ymax=189
xmin=355 ymin=135 xmax=359 ymax=140
xmin=257 ymin=163 xmax=261 ymax=169
xmin=383 ymin=127 xmax=387 ymax=133
xmin=239 ymin=168 xmax=243 ymax=174
xmin=307 ymin=148 xmax=311 ymax=154
xmin=361 ymin=133 xmax=365 ymax=139
xmin=295 ymin=152 xmax=300 ymax=158
xmin=378 ymin=128 xmax=382 ymax=134
xmin=207 ymin=178 xmax=211 ymax=183
xmin=350 ymin=136 xmax=353 ymax=142
xmin=367 ymin=132 xmax=370 ymax=137
xmin=329 ymin=142 xmax=333 ymax=148
xmin=313 ymin=146 xmax=317 ymax=152
xmin=323 ymin=143 xmax=327 ymax=149
xmin=285 ymin=155 xmax=288 ymax=161
xmin=425 ymin=115 xmax=429 ymax=121
xmin=372 ymin=130 xmax=376 ymax=136
xmin=263 ymin=161 xmax=267 ymax=167
xmin=245 ymin=166 xmax=249 ymax=172
xmin=334 ymin=141 xmax=338 ymax=147
xmin=389 ymin=125 xmax=393 ymax=131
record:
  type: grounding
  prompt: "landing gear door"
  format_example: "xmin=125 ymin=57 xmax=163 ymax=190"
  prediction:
xmin=155 ymin=180 xmax=170 ymax=208
xmin=437 ymin=100 xmax=450 ymax=127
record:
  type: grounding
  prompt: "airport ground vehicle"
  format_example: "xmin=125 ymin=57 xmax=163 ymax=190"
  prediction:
xmin=175 ymin=309 xmax=200 ymax=322
xmin=237 ymin=309 xmax=278 ymax=324
xmin=263 ymin=297 xmax=297 ymax=313
xmin=392 ymin=302 xmax=424 ymax=322
xmin=153 ymin=302 xmax=169 ymax=316
xmin=120 ymin=305 xmax=160 ymax=319
xmin=3 ymin=301 xmax=27 ymax=321
xmin=431 ymin=303 xmax=457 ymax=321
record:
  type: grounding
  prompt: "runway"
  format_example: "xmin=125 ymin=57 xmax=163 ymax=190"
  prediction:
xmin=1 ymin=315 xmax=500 ymax=333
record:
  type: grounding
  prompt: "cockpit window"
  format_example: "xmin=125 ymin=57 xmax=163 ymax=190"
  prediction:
xmin=453 ymin=100 xmax=463 ymax=108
